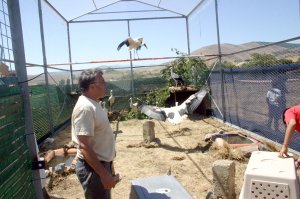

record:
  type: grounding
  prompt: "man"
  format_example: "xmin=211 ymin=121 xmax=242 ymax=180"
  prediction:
xmin=72 ymin=68 xmax=120 ymax=199
xmin=279 ymin=105 xmax=300 ymax=160
xmin=266 ymin=80 xmax=282 ymax=132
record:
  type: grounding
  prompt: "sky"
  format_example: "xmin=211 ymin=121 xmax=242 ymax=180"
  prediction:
xmin=16 ymin=0 xmax=300 ymax=75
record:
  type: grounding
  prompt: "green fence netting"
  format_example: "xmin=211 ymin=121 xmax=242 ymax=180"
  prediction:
xmin=30 ymin=83 xmax=75 ymax=143
xmin=0 ymin=80 xmax=76 ymax=198
xmin=0 ymin=85 xmax=36 ymax=199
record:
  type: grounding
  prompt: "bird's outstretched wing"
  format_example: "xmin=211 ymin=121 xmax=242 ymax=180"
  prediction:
xmin=186 ymin=87 xmax=209 ymax=114
xmin=139 ymin=86 xmax=209 ymax=124
xmin=140 ymin=105 xmax=166 ymax=121
xmin=117 ymin=38 xmax=130 ymax=51
xmin=143 ymin=43 xmax=148 ymax=49
xmin=140 ymin=103 xmax=188 ymax=124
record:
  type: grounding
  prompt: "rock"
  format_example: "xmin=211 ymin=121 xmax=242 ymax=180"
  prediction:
xmin=54 ymin=163 xmax=66 ymax=174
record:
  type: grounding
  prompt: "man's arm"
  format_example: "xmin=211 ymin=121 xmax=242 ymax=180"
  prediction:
xmin=279 ymin=119 xmax=296 ymax=157
xmin=78 ymin=135 xmax=119 ymax=189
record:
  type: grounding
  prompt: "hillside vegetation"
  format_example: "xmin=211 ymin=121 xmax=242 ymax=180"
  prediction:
xmin=192 ymin=41 xmax=300 ymax=65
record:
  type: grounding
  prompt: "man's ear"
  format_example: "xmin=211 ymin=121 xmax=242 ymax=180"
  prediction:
xmin=89 ymin=83 xmax=96 ymax=90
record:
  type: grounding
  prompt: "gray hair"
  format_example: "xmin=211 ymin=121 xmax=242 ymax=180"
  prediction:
xmin=79 ymin=68 xmax=103 ymax=92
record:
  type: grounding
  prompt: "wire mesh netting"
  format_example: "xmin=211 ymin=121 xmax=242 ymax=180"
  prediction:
xmin=209 ymin=48 xmax=300 ymax=152
xmin=0 ymin=84 xmax=36 ymax=198
xmin=70 ymin=65 xmax=168 ymax=112
xmin=0 ymin=0 xmax=37 ymax=198
xmin=1 ymin=0 xmax=300 ymax=197
xmin=30 ymin=82 xmax=75 ymax=143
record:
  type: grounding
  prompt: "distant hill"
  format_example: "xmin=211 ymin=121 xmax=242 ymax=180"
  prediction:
xmin=28 ymin=41 xmax=300 ymax=84
xmin=191 ymin=41 xmax=300 ymax=65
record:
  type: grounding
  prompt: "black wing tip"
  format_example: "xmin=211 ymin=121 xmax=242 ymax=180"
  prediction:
xmin=117 ymin=42 xmax=124 ymax=51
xmin=117 ymin=39 xmax=129 ymax=51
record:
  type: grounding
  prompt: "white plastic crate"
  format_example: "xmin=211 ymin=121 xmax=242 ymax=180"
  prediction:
xmin=239 ymin=151 xmax=300 ymax=199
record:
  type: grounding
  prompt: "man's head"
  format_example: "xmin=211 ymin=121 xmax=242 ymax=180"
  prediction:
xmin=79 ymin=68 xmax=106 ymax=99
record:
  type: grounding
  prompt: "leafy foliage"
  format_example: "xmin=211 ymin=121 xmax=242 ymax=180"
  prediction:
xmin=242 ymin=53 xmax=293 ymax=67
xmin=110 ymin=50 xmax=212 ymax=120
xmin=124 ymin=109 xmax=148 ymax=120
xmin=145 ymin=87 xmax=170 ymax=107
xmin=220 ymin=61 xmax=239 ymax=68
xmin=161 ymin=49 xmax=209 ymax=88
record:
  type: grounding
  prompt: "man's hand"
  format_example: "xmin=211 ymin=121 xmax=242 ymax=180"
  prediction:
xmin=101 ymin=172 xmax=117 ymax=189
xmin=278 ymin=145 xmax=289 ymax=158
xmin=101 ymin=172 xmax=122 ymax=189
xmin=113 ymin=173 xmax=122 ymax=183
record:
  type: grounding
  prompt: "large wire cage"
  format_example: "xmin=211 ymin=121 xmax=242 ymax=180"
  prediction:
xmin=209 ymin=41 xmax=300 ymax=152
xmin=1 ymin=0 xmax=300 ymax=198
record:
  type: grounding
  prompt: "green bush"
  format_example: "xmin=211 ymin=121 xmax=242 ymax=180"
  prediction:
xmin=160 ymin=49 xmax=209 ymax=89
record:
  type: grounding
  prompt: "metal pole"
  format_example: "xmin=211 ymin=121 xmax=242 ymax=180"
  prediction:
xmin=127 ymin=20 xmax=135 ymax=97
xmin=38 ymin=0 xmax=54 ymax=134
xmin=214 ymin=0 xmax=226 ymax=122
xmin=7 ymin=1 xmax=45 ymax=198
xmin=67 ymin=23 xmax=74 ymax=90
xmin=69 ymin=16 xmax=185 ymax=24
xmin=185 ymin=17 xmax=191 ymax=55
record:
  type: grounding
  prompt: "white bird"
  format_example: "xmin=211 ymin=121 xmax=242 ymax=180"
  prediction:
xmin=170 ymin=67 xmax=184 ymax=87
xmin=140 ymin=86 xmax=209 ymax=124
xmin=102 ymin=101 xmax=108 ymax=114
xmin=129 ymin=97 xmax=138 ymax=111
xmin=108 ymin=90 xmax=115 ymax=112
xmin=163 ymin=102 xmax=188 ymax=124
xmin=117 ymin=37 xmax=148 ymax=59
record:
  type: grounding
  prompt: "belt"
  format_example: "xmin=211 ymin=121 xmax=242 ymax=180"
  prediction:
xmin=78 ymin=157 xmax=115 ymax=175
xmin=78 ymin=157 xmax=112 ymax=165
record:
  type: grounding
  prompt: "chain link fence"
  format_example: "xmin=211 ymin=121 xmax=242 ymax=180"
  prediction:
xmin=1 ymin=0 xmax=300 ymax=197
xmin=0 ymin=1 xmax=37 ymax=197
xmin=209 ymin=46 xmax=300 ymax=152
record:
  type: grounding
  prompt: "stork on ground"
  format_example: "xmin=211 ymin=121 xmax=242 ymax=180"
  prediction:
xmin=139 ymin=86 xmax=209 ymax=125
xmin=129 ymin=97 xmax=138 ymax=111
xmin=117 ymin=37 xmax=148 ymax=59
xmin=108 ymin=90 xmax=115 ymax=112
xmin=101 ymin=101 xmax=108 ymax=114
xmin=170 ymin=67 xmax=184 ymax=87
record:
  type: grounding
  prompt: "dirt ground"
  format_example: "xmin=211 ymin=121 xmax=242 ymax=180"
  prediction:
xmin=43 ymin=115 xmax=279 ymax=199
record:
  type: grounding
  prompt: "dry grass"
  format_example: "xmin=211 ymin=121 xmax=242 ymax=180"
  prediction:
xmin=43 ymin=116 xmax=296 ymax=199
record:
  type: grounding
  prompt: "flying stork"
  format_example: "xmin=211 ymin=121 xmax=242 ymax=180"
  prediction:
xmin=139 ymin=86 xmax=209 ymax=124
xmin=117 ymin=37 xmax=148 ymax=59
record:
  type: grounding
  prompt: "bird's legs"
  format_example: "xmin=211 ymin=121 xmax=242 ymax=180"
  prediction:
xmin=135 ymin=50 xmax=139 ymax=59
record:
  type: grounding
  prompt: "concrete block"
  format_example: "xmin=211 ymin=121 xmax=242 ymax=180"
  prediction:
xmin=143 ymin=120 xmax=155 ymax=142
xmin=213 ymin=160 xmax=236 ymax=199
xmin=53 ymin=163 xmax=65 ymax=174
